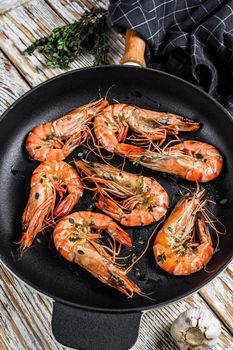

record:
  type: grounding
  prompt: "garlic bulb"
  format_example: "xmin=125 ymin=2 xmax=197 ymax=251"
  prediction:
xmin=171 ymin=307 xmax=221 ymax=350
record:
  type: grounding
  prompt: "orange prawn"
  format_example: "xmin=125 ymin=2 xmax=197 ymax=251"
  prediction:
xmin=26 ymin=99 xmax=108 ymax=162
xmin=20 ymin=160 xmax=83 ymax=249
xmin=53 ymin=212 xmax=142 ymax=297
xmin=94 ymin=103 xmax=199 ymax=151
xmin=153 ymin=188 xmax=214 ymax=275
xmin=116 ymin=140 xmax=223 ymax=182
xmin=76 ymin=160 xmax=169 ymax=226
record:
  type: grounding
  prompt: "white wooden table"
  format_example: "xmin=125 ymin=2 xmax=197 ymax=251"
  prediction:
xmin=0 ymin=1 xmax=232 ymax=349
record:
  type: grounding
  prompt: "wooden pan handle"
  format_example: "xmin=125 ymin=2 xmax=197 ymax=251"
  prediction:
xmin=120 ymin=29 xmax=146 ymax=67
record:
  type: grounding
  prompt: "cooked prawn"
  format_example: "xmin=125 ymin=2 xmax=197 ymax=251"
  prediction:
xmin=26 ymin=99 xmax=108 ymax=162
xmin=94 ymin=104 xmax=199 ymax=151
xmin=116 ymin=140 xmax=223 ymax=182
xmin=153 ymin=188 xmax=214 ymax=275
xmin=53 ymin=212 xmax=142 ymax=297
xmin=20 ymin=160 xmax=83 ymax=249
xmin=76 ymin=160 xmax=169 ymax=226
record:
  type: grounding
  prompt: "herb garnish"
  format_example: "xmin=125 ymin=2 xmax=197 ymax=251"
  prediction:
xmin=196 ymin=153 xmax=204 ymax=159
xmin=124 ymin=210 xmax=131 ymax=214
xmin=125 ymin=184 xmax=131 ymax=188
xmin=160 ymin=253 xmax=167 ymax=264
xmin=35 ymin=192 xmax=39 ymax=200
xmin=69 ymin=218 xmax=74 ymax=225
xmin=219 ymin=198 xmax=228 ymax=205
xmin=78 ymin=250 xmax=85 ymax=255
xmin=148 ymin=205 xmax=153 ymax=212
xmin=177 ymin=189 xmax=185 ymax=197
xmin=135 ymin=268 xmax=141 ymax=278
xmin=46 ymin=134 xmax=55 ymax=141
xmin=69 ymin=236 xmax=79 ymax=242
xmin=132 ymin=159 xmax=141 ymax=166
xmin=87 ymin=204 xmax=94 ymax=211
xmin=25 ymin=8 xmax=108 ymax=68
xmin=183 ymin=240 xmax=189 ymax=251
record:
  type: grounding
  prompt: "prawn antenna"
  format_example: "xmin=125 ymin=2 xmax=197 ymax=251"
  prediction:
xmin=104 ymin=84 xmax=116 ymax=101
xmin=124 ymin=218 xmax=165 ymax=275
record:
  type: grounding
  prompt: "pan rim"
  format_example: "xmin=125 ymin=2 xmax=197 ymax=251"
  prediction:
xmin=0 ymin=64 xmax=232 ymax=125
xmin=0 ymin=65 xmax=232 ymax=312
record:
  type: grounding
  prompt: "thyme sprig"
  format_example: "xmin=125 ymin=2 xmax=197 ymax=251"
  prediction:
xmin=26 ymin=8 xmax=109 ymax=68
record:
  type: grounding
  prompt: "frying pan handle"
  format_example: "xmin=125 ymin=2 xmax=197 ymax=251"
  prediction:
xmin=52 ymin=301 xmax=142 ymax=350
xmin=120 ymin=29 xmax=146 ymax=67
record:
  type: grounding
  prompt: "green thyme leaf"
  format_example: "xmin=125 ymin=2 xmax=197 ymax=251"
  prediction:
xmin=196 ymin=153 xmax=204 ymax=159
xmin=124 ymin=210 xmax=131 ymax=214
xmin=69 ymin=218 xmax=75 ymax=225
xmin=132 ymin=159 xmax=141 ymax=166
xmin=219 ymin=198 xmax=228 ymax=205
xmin=177 ymin=189 xmax=185 ymax=197
xmin=25 ymin=8 xmax=109 ymax=68
xmin=69 ymin=236 xmax=79 ymax=242
xmin=135 ymin=268 xmax=141 ymax=278
xmin=87 ymin=204 xmax=94 ymax=211
xmin=148 ymin=205 xmax=153 ymax=212
xmin=160 ymin=253 xmax=166 ymax=264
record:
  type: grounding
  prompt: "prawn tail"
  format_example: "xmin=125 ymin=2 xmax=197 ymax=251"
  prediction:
xmin=62 ymin=132 xmax=84 ymax=156
xmin=95 ymin=198 xmax=132 ymax=247
xmin=19 ymin=195 xmax=55 ymax=250
xmin=107 ymin=221 xmax=132 ymax=248
xmin=20 ymin=201 xmax=53 ymax=250
xmin=54 ymin=191 xmax=83 ymax=217
xmin=96 ymin=194 xmax=123 ymax=220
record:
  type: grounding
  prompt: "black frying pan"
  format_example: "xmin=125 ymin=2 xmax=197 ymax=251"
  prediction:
xmin=0 ymin=42 xmax=233 ymax=350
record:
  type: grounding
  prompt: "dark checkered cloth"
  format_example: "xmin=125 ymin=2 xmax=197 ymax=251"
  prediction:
xmin=108 ymin=0 xmax=233 ymax=115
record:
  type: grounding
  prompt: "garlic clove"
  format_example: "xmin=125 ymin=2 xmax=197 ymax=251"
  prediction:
xmin=170 ymin=307 xmax=221 ymax=350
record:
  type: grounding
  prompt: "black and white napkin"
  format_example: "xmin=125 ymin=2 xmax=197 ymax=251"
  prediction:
xmin=109 ymin=0 xmax=233 ymax=115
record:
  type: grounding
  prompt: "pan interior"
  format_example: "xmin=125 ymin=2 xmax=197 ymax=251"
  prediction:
xmin=0 ymin=66 xmax=232 ymax=311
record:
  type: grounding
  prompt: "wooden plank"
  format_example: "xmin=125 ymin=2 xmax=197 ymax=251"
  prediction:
xmin=0 ymin=50 xmax=29 ymax=115
xmin=0 ymin=0 xmax=94 ymax=86
xmin=199 ymin=262 xmax=233 ymax=333
xmin=1 ymin=263 xmax=64 ymax=350
xmin=0 ymin=0 xmax=29 ymax=15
